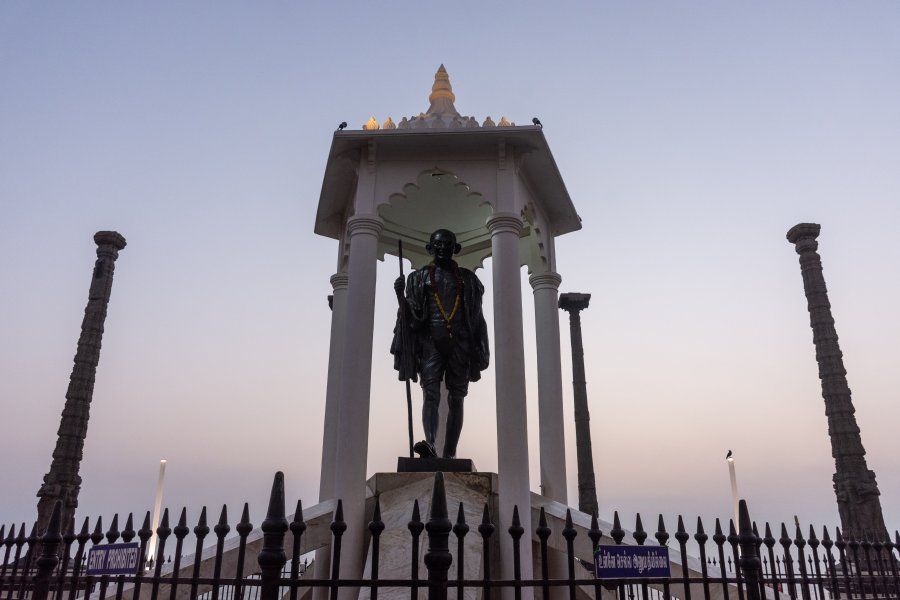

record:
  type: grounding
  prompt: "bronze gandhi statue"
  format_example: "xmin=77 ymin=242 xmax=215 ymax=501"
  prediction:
xmin=391 ymin=229 xmax=490 ymax=458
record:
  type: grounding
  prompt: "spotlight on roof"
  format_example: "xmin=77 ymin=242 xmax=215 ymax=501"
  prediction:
xmin=337 ymin=121 xmax=348 ymax=131
xmin=532 ymin=117 xmax=543 ymax=128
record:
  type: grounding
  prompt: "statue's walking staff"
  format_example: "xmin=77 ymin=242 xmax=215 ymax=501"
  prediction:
xmin=397 ymin=240 xmax=415 ymax=458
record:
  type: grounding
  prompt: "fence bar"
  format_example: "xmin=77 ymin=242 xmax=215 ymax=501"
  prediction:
xmin=676 ymin=516 xmax=692 ymax=600
xmin=150 ymin=509 xmax=171 ymax=600
xmin=368 ymin=498 xmax=384 ymax=600
xmin=589 ymin=513 xmax=603 ymax=600
xmin=168 ymin=509 xmax=189 ymax=600
xmin=479 ymin=504 xmax=494 ymax=600
xmin=66 ymin=519 xmax=89 ymax=600
xmin=409 ymin=499 xmax=423 ymax=600
xmin=425 ymin=472 xmax=452 ymax=600
xmin=258 ymin=472 xmax=288 ymax=600
xmin=737 ymin=501 xmax=761 ymax=600
xmin=728 ymin=520 xmax=745 ymax=600
xmin=189 ymin=507 xmax=210 ymax=600
xmin=453 ymin=503 xmax=469 ymax=600
xmin=633 ymin=514 xmax=649 ymax=600
xmin=655 ymin=516 xmax=671 ymax=600
xmin=508 ymin=506 xmax=524 ymax=600
xmin=210 ymin=505 xmax=230 ymax=600
xmin=329 ymin=500 xmax=346 ymax=600
xmin=289 ymin=500 xmax=307 ymax=600
xmin=233 ymin=503 xmax=253 ymax=600
xmin=612 ymin=512 xmax=627 ymax=600
xmin=563 ymin=509 xmax=577 ymax=600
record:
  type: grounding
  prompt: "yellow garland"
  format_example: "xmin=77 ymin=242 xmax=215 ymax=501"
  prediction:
xmin=429 ymin=265 xmax=462 ymax=335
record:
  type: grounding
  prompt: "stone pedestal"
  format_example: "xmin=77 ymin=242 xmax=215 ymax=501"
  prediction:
xmin=360 ymin=472 xmax=499 ymax=600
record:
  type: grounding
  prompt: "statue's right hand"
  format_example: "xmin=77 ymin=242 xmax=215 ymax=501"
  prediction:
xmin=394 ymin=275 xmax=405 ymax=296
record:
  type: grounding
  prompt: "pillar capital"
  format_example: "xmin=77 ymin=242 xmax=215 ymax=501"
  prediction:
xmin=529 ymin=272 xmax=562 ymax=292
xmin=94 ymin=231 xmax=127 ymax=250
xmin=787 ymin=223 xmax=820 ymax=254
xmin=330 ymin=272 xmax=349 ymax=291
xmin=346 ymin=215 xmax=384 ymax=238
xmin=558 ymin=292 xmax=591 ymax=313
xmin=486 ymin=212 xmax=523 ymax=236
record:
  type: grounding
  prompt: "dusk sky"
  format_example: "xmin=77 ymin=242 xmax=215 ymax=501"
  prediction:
xmin=2 ymin=2 xmax=899 ymax=541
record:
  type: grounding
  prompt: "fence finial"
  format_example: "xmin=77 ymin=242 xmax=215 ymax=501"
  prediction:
xmin=106 ymin=514 xmax=120 ymax=543
xmin=91 ymin=516 xmax=104 ymax=545
xmin=174 ymin=508 xmax=189 ymax=539
xmin=611 ymin=511 xmax=625 ymax=544
xmin=655 ymin=515 xmax=669 ymax=547
xmin=122 ymin=513 xmax=135 ymax=542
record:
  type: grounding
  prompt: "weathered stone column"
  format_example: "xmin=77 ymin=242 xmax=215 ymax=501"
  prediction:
xmin=332 ymin=215 xmax=383 ymax=596
xmin=486 ymin=212 xmax=534 ymax=591
xmin=36 ymin=231 xmax=126 ymax=534
xmin=558 ymin=293 xmax=598 ymax=518
xmin=787 ymin=223 xmax=887 ymax=538
xmin=529 ymin=272 xmax=568 ymax=504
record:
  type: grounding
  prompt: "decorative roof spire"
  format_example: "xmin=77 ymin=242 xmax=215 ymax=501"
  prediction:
xmin=426 ymin=64 xmax=460 ymax=117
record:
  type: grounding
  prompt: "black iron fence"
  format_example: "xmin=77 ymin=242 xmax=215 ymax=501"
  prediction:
xmin=2 ymin=471 xmax=898 ymax=600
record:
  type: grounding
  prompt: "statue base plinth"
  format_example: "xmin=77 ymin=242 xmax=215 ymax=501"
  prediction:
xmin=396 ymin=456 xmax=475 ymax=473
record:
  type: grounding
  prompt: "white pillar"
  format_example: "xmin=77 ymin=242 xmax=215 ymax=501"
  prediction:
xmin=146 ymin=459 xmax=167 ymax=563
xmin=331 ymin=214 xmax=383 ymax=593
xmin=314 ymin=272 xmax=348 ymax=590
xmin=487 ymin=212 xmax=534 ymax=590
xmin=320 ymin=272 xmax=349 ymax=503
xmin=529 ymin=272 xmax=568 ymax=504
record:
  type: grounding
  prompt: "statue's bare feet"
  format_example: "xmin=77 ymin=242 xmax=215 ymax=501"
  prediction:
xmin=413 ymin=440 xmax=437 ymax=458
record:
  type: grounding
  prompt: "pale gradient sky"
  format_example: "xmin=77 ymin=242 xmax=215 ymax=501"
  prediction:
xmin=2 ymin=2 xmax=899 ymax=541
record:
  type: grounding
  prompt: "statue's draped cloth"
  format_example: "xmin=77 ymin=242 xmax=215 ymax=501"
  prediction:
xmin=391 ymin=265 xmax=490 ymax=382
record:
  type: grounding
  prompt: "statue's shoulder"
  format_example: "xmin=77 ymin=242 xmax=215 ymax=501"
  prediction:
xmin=459 ymin=266 xmax=480 ymax=280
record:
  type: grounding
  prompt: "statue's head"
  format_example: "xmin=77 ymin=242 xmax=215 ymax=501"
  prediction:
xmin=426 ymin=229 xmax=461 ymax=260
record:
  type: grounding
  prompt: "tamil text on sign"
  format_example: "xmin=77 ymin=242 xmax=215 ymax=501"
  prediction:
xmin=594 ymin=545 xmax=671 ymax=579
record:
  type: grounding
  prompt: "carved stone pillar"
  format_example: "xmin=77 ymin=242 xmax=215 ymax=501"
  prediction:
xmin=558 ymin=293 xmax=598 ymax=518
xmin=787 ymin=223 xmax=887 ymax=538
xmin=36 ymin=231 xmax=126 ymax=534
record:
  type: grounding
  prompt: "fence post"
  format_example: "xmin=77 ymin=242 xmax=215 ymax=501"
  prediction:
xmin=424 ymin=472 xmax=452 ymax=600
xmin=258 ymin=471 xmax=288 ymax=600
xmin=33 ymin=501 xmax=62 ymax=600
xmin=738 ymin=500 xmax=762 ymax=600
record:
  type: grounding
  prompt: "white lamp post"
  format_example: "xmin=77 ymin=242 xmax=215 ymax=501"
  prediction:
xmin=725 ymin=451 xmax=740 ymax=532
xmin=147 ymin=459 xmax=167 ymax=565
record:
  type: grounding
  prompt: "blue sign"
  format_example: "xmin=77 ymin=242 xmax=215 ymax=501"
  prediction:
xmin=594 ymin=545 xmax=671 ymax=579
xmin=86 ymin=543 xmax=141 ymax=575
